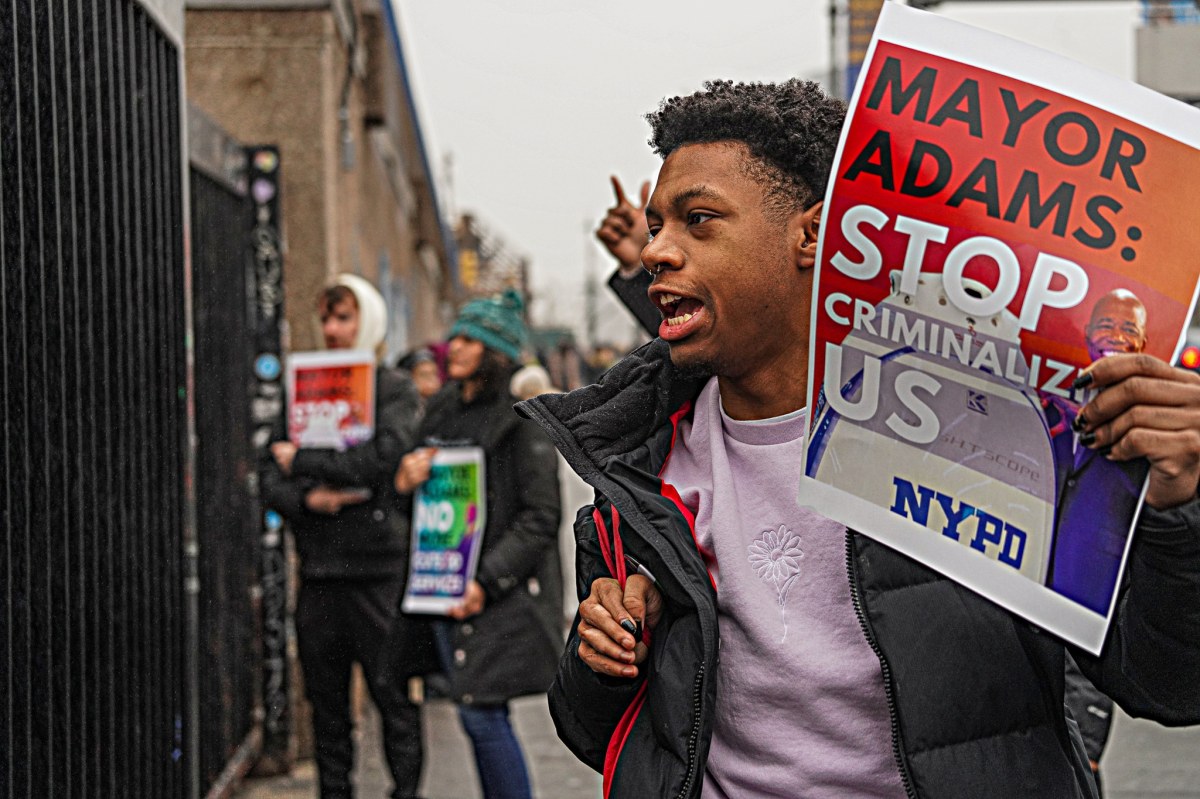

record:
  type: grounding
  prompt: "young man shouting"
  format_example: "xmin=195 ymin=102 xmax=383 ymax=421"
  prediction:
xmin=516 ymin=80 xmax=1200 ymax=799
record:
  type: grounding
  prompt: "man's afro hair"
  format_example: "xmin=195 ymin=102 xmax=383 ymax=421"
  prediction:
xmin=646 ymin=79 xmax=846 ymax=215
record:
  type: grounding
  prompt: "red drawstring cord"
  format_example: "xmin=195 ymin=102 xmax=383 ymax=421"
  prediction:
xmin=594 ymin=504 xmax=648 ymax=650
xmin=593 ymin=505 xmax=627 ymax=587
xmin=595 ymin=503 xmax=661 ymax=797
xmin=611 ymin=506 xmax=626 ymax=586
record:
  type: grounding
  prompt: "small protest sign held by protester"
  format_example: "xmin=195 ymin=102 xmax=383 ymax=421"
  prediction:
xmin=403 ymin=447 xmax=488 ymax=615
xmin=800 ymin=2 xmax=1200 ymax=654
xmin=285 ymin=350 xmax=376 ymax=451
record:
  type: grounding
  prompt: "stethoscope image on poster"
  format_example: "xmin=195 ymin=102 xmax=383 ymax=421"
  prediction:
xmin=806 ymin=270 xmax=1059 ymax=585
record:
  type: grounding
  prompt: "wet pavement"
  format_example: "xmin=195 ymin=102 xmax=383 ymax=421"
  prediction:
xmin=233 ymin=697 xmax=1198 ymax=798
xmin=233 ymin=694 xmax=599 ymax=799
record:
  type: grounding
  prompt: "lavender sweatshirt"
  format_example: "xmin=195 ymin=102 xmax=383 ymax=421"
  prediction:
xmin=662 ymin=378 xmax=906 ymax=799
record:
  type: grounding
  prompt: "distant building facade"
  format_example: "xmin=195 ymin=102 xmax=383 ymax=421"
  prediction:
xmin=185 ymin=0 xmax=457 ymax=356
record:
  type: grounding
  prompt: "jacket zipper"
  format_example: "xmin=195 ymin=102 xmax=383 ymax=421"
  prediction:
xmin=846 ymin=532 xmax=918 ymax=799
xmin=674 ymin=662 xmax=706 ymax=799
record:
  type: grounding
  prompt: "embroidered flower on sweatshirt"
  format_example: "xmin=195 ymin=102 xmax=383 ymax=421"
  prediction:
xmin=748 ymin=525 xmax=804 ymax=642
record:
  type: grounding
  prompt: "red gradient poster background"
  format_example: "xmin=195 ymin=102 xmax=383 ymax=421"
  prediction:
xmin=801 ymin=4 xmax=1200 ymax=653
xmin=811 ymin=41 xmax=1200 ymax=404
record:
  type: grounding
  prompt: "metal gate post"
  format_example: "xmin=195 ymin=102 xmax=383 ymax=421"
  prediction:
xmin=245 ymin=146 xmax=292 ymax=770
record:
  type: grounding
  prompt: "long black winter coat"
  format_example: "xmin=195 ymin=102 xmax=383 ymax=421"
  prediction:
xmin=415 ymin=380 xmax=563 ymax=706
xmin=261 ymin=367 xmax=420 ymax=580
xmin=516 ymin=338 xmax=1200 ymax=799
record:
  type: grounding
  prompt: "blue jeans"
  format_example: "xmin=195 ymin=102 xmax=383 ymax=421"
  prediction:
xmin=433 ymin=622 xmax=533 ymax=799
xmin=457 ymin=703 xmax=533 ymax=799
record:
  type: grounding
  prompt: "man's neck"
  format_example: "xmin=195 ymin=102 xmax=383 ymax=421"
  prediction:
xmin=716 ymin=349 xmax=809 ymax=422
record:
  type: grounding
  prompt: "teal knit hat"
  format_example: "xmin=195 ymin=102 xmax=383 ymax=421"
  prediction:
xmin=449 ymin=289 xmax=527 ymax=362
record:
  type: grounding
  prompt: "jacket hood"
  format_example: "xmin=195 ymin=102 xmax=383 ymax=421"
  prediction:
xmin=333 ymin=273 xmax=387 ymax=356
xmin=516 ymin=339 xmax=704 ymax=479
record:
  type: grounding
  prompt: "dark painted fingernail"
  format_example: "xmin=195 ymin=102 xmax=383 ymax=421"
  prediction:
xmin=1071 ymin=413 xmax=1088 ymax=432
xmin=1072 ymin=372 xmax=1094 ymax=389
xmin=1080 ymin=431 xmax=1096 ymax=447
xmin=619 ymin=619 xmax=637 ymax=635
xmin=634 ymin=620 xmax=643 ymax=639
xmin=1098 ymin=444 xmax=1114 ymax=457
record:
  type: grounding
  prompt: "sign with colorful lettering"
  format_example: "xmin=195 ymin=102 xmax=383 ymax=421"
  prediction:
xmin=801 ymin=2 xmax=1200 ymax=653
xmin=285 ymin=350 xmax=376 ymax=451
xmin=403 ymin=447 xmax=488 ymax=615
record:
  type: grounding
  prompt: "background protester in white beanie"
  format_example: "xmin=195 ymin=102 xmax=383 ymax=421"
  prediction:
xmin=261 ymin=274 xmax=427 ymax=799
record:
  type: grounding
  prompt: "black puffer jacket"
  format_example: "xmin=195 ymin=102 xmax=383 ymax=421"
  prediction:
xmin=261 ymin=367 xmax=420 ymax=579
xmin=415 ymin=380 xmax=563 ymax=705
xmin=516 ymin=338 xmax=1200 ymax=799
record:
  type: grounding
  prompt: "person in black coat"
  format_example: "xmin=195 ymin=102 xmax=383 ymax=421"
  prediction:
xmin=396 ymin=290 xmax=562 ymax=799
xmin=261 ymin=274 xmax=424 ymax=799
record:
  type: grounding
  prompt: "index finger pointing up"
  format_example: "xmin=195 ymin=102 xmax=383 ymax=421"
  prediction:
xmin=610 ymin=175 xmax=629 ymax=207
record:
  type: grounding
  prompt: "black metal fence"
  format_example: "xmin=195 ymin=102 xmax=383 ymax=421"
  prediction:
xmin=1 ymin=1 xmax=188 ymax=798
xmin=190 ymin=111 xmax=264 ymax=796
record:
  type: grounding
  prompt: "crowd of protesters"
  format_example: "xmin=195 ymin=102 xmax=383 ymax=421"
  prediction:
xmin=258 ymin=76 xmax=1200 ymax=799
xmin=263 ymin=276 xmax=613 ymax=799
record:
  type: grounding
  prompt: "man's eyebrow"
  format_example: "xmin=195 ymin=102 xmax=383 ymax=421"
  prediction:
xmin=671 ymin=185 xmax=723 ymax=210
xmin=646 ymin=185 xmax=723 ymax=217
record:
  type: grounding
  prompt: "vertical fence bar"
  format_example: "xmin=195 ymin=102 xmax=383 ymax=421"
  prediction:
xmin=149 ymin=22 xmax=169 ymax=795
xmin=68 ymin=1 xmax=97 ymax=794
xmin=19 ymin=0 xmax=47 ymax=789
xmin=58 ymin=2 xmax=86 ymax=794
xmin=0 ymin=1 xmax=15 ymax=794
xmin=132 ymin=13 xmax=150 ymax=795
xmin=112 ymin=3 xmax=134 ymax=790
xmin=98 ymin=1 xmax=120 ymax=792
xmin=173 ymin=28 xmax=191 ymax=793
xmin=42 ymin=0 xmax=72 ymax=790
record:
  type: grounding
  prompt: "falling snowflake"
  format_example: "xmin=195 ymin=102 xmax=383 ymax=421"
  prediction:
xmin=747 ymin=525 xmax=804 ymax=642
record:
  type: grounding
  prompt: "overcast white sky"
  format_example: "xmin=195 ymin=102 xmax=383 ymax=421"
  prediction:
xmin=392 ymin=0 xmax=1142 ymax=347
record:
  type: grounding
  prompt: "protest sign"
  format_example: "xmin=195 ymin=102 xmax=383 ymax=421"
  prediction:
xmin=403 ymin=447 xmax=488 ymax=615
xmin=800 ymin=2 xmax=1200 ymax=653
xmin=285 ymin=350 xmax=376 ymax=451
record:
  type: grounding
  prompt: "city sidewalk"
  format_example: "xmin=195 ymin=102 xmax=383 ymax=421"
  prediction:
xmin=233 ymin=694 xmax=599 ymax=799
xmin=1104 ymin=712 xmax=1200 ymax=799
xmin=233 ymin=696 xmax=1200 ymax=799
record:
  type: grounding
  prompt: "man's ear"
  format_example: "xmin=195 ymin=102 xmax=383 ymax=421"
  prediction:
xmin=795 ymin=201 xmax=823 ymax=270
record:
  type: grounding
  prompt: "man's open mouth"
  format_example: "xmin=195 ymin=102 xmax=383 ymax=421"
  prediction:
xmin=657 ymin=291 xmax=704 ymax=327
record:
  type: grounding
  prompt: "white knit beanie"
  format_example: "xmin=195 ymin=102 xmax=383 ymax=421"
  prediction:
xmin=332 ymin=273 xmax=387 ymax=357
